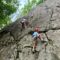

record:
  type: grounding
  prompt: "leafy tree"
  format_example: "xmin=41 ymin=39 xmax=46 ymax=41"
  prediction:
xmin=0 ymin=0 xmax=19 ymax=28
xmin=36 ymin=0 xmax=44 ymax=5
xmin=21 ymin=0 xmax=44 ymax=16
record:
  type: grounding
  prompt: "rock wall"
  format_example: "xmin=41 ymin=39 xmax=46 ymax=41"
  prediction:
xmin=0 ymin=0 xmax=60 ymax=60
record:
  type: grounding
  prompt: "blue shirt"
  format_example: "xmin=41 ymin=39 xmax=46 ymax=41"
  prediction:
xmin=32 ymin=32 xmax=39 ymax=38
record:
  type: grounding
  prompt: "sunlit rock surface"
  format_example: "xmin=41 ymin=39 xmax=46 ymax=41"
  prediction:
xmin=0 ymin=0 xmax=60 ymax=60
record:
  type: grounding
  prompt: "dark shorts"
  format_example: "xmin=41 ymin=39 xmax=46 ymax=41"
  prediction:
xmin=21 ymin=22 xmax=25 ymax=28
xmin=25 ymin=21 xmax=29 ymax=26
xmin=34 ymin=37 xmax=37 ymax=40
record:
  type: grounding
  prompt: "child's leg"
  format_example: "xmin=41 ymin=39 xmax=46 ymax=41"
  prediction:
xmin=34 ymin=40 xmax=37 ymax=50
xmin=33 ymin=37 xmax=37 ymax=51
xmin=32 ymin=40 xmax=35 ymax=51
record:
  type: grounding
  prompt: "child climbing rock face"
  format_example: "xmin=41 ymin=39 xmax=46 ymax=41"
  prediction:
xmin=32 ymin=26 xmax=42 ymax=53
xmin=32 ymin=26 xmax=48 ymax=53
xmin=21 ymin=18 xmax=29 ymax=30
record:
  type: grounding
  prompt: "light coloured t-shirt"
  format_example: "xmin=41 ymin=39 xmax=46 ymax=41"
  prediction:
xmin=32 ymin=32 xmax=39 ymax=38
xmin=22 ymin=19 xmax=26 ymax=23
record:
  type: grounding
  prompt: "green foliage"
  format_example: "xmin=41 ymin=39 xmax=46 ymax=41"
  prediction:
xmin=0 ymin=0 xmax=18 ymax=20
xmin=0 ymin=16 xmax=12 ymax=29
xmin=21 ymin=0 xmax=32 ymax=16
xmin=36 ymin=0 xmax=44 ymax=5
xmin=0 ymin=0 xmax=19 ymax=28
xmin=21 ymin=0 xmax=44 ymax=16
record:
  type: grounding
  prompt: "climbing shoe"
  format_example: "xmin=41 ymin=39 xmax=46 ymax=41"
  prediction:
xmin=32 ymin=49 xmax=38 ymax=54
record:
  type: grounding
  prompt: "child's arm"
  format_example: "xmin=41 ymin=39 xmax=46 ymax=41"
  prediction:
xmin=39 ymin=34 xmax=43 ymax=40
